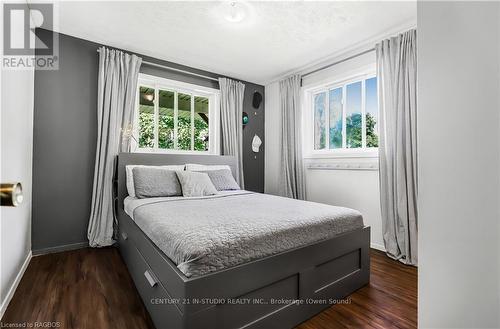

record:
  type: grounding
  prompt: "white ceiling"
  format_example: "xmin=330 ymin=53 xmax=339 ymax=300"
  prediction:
xmin=54 ymin=1 xmax=416 ymax=85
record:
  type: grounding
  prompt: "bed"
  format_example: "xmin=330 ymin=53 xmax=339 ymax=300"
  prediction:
xmin=115 ymin=153 xmax=370 ymax=329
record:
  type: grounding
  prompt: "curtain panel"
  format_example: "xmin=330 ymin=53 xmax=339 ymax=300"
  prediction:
xmin=219 ymin=77 xmax=245 ymax=188
xmin=279 ymin=74 xmax=305 ymax=199
xmin=376 ymin=29 xmax=418 ymax=265
xmin=87 ymin=46 xmax=142 ymax=247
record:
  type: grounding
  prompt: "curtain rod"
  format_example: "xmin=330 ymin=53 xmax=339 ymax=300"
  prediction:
xmin=301 ymin=48 xmax=375 ymax=80
xmin=96 ymin=49 xmax=219 ymax=82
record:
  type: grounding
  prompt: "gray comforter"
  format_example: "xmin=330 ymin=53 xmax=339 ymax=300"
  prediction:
xmin=132 ymin=192 xmax=364 ymax=278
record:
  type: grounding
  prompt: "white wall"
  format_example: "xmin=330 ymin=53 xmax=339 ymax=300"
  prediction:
xmin=302 ymin=51 xmax=384 ymax=250
xmin=418 ymin=2 xmax=500 ymax=328
xmin=265 ymin=51 xmax=385 ymax=250
xmin=303 ymin=160 xmax=383 ymax=250
xmin=300 ymin=51 xmax=375 ymax=90
xmin=0 ymin=3 xmax=34 ymax=318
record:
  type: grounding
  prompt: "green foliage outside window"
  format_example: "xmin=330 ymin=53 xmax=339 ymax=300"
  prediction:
xmin=138 ymin=112 xmax=209 ymax=151
xmin=346 ymin=113 xmax=362 ymax=148
xmin=330 ymin=128 xmax=342 ymax=149
xmin=139 ymin=111 xmax=154 ymax=148
xmin=365 ymin=113 xmax=378 ymax=148
xmin=345 ymin=112 xmax=379 ymax=148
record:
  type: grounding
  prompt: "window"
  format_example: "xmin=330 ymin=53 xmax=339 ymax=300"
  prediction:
xmin=134 ymin=74 xmax=220 ymax=154
xmin=308 ymin=73 xmax=378 ymax=156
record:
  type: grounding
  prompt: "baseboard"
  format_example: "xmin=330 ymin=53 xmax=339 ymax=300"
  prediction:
xmin=370 ymin=242 xmax=386 ymax=252
xmin=0 ymin=251 xmax=32 ymax=320
xmin=32 ymin=241 xmax=88 ymax=256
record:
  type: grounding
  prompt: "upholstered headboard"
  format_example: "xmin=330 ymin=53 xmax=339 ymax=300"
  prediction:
xmin=115 ymin=152 xmax=237 ymax=209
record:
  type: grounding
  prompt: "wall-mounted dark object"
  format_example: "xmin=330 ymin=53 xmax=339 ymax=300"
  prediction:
xmin=1 ymin=182 xmax=23 ymax=207
xmin=252 ymin=91 xmax=262 ymax=109
xmin=242 ymin=112 xmax=249 ymax=126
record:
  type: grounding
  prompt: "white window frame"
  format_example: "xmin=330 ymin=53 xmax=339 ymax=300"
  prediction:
xmin=133 ymin=73 xmax=220 ymax=155
xmin=303 ymin=67 xmax=378 ymax=159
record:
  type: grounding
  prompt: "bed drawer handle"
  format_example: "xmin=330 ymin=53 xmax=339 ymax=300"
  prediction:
xmin=144 ymin=270 xmax=158 ymax=288
xmin=121 ymin=232 xmax=128 ymax=240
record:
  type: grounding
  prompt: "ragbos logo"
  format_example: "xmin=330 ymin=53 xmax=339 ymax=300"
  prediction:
xmin=2 ymin=3 xmax=59 ymax=69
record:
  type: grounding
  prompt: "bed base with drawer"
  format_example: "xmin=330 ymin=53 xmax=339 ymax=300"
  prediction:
xmin=115 ymin=153 xmax=370 ymax=329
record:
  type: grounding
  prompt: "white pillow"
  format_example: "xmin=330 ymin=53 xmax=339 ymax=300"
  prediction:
xmin=175 ymin=171 xmax=218 ymax=197
xmin=185 ymin=164 xmax=232 ymax=172
xmin=126 ymin=165 xmax=184 ymax=197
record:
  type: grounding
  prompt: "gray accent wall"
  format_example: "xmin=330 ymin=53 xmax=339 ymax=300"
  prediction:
xmin=32 ymin=29 xmax=265 ymax=253
xmin=242 ymin=85 xmax=264 ymax=193
xmin=33 ymin=31 xmax=98 ymax=253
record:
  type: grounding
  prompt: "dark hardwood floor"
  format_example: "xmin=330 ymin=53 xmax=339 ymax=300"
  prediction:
xmin=1 ymin=248 xmax=416 ymax=329
xmin=296 ymin=250 xmax=417 ymax=329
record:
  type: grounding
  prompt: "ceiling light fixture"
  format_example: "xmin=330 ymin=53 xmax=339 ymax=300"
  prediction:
xmin=224 ymin=1 xmax=246 ymax=23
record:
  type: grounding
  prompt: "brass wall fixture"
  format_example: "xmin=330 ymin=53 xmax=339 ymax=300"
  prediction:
xmin=1 ymin=183 xmax=23 ymax=207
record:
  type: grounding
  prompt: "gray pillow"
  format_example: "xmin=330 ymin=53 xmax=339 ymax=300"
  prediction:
xmin=133 ymin=167 xmax=182 ymax=198
xmin=176 ymin=171 xmax=218 ymax=197
xmin=199 ymin=169 xmax=240 ymax=191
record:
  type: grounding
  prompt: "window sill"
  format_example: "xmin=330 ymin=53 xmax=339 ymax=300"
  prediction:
xmin=303 ymin=149 xmax=378 ymax=160
xmin=132 ymin=148 xmax=218 ymax=156
xmin=305 ymin=161 xmax=378 ymax=171
xmin=303 ymin=150 xmax=379 ymax=171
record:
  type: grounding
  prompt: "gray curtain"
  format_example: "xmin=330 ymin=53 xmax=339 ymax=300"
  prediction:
xmin=376 ymin=29 xmax=418 ymax=265
xmin=219 ymin=77 xmax=245 ymax=188
xmin=87 ymin=47 xmax=142 ymax=247
xmin=279 ymin=74 xmax=305 ymax=199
